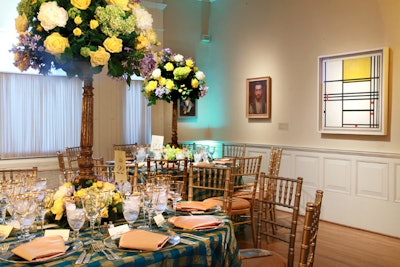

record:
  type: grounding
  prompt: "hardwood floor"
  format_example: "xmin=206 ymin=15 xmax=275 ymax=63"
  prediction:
xmin=236 ymin=211 xmax=400 ymax=267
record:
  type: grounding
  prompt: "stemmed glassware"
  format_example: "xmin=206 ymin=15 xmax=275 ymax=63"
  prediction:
xmin=14 ymin=193 xmax=38 ymax=242
xmin=66 ymin=197 xmax=86 ymax=246
xmin=83 ymin=193 xmax=100 ymax=241
xmin=168 ymin=182 xmax=183 ymax=215
xmin=34 ymin=189 xmax=54 ymax=235
xmin=122 ymin=194 xmax=140 ymax=229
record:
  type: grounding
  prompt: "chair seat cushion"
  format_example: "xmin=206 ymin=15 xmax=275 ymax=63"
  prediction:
xmin=204 ymin=196 xmax=250 ymax=210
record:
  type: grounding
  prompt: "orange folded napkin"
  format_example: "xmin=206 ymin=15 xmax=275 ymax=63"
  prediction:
xmin=11 ymin=235 xmax=66 ymax=262
xmin=119 ymin=229 xmax=170 ymax=251
xmin=168 ymin=215 xmax=222 ymax=230
xmin=176 ymin=201 xmax=216 ymax=211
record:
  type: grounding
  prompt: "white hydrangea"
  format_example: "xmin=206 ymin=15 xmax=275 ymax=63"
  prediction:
xmin=174 ymin=54 xmax=184 ymax=62
xmin=195 ymin=71 xmax=205 ymax=80
xmin=37 ymin=1 xmax=68 ymax=31
xmin=152 ymin=68 xmax=161 ymax=78
xmin=132 ymin=6 xmax=153 ymax=31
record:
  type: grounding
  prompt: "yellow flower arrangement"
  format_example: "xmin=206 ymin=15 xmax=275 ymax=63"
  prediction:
xmin=11 ymin=0 xmax=158 ymax=84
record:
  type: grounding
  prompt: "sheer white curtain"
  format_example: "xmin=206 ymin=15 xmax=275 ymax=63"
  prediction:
xmin=0 ymin=73 xmax=82 ymax=159
xmin=122 ymin=80 xmax=151 ymax=145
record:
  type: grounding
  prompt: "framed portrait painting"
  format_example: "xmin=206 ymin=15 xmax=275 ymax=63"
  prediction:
xmin=178 ymin=99 xmax=197 ymax=118
xmin=246 ymin=76 xmax=271 ymax=118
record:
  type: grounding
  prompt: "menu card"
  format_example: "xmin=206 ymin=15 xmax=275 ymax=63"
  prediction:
xmin=151 ymin=135 xmax=164 ymax=152
xmin=114 ymin=150 xmax=127 ymax=183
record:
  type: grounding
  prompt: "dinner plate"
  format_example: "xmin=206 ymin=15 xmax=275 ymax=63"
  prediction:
xmin=0 ymin=242 xmax=82 ymax=264
xmin=103 ymin=233 xmax=178 ymax=253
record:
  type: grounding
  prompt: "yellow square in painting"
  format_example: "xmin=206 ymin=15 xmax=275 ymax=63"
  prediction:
xmin=343 ymin=57 xmax=371 ymax=80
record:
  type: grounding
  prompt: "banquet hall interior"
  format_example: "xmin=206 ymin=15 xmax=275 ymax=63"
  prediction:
xmin=1 ymin=0 xmax=400 ymax=266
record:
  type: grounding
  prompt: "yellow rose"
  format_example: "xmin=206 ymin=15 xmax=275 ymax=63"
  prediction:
xmin=166 ymin=79 xmax=175 ymax=90
xmin=103 ymin=182 xmax=115 ymax=191
xmin=101 ymin=207 xmax=109 ymax=218
xmin=95 ymin=181 xmax=104 ymax=188
xmin=51 ymin=198 xmax=65 ymax=220
xmin=103 ymin=36 xmax=123 ymax=53
xmin=146 ymin=29 xmax=157 ymax=45
xmin=145 ymin=80 xmax=158 ymax=92
xmin=74 ymin=16 xmax=82 ymax=25
xmin=88 ymin=46 xmax=110 ymax=67
xmin=135 ymin=34 xmax=149 ymax=50
xmin=75 ymin=189 xmax=87 ymax=198
xmin=165 ymin=62 xmax=174 ymax=71
xmin=106 ymin=0 xmax=129 ymax=10
xmin=89 ymin=19 xmax=99 ymax=30
xmin=186 ymin=59 xmax=194 ymax=68
xmin=37 ymin=25 xmax=43 ymax=32
xmin=15 ymin=13 xmax=28 ymax=33
xmin=71 ymin=0 xmax=91 ymax=10
xmin=44 ymin=32 xmax=70 ymax=55
xmin=73 ymin=27 xmax=82 ymax=36
xmin=191 ymin=78 xmax=199 ymax=88
xmin=159 ymin=77 xmax=166 ymax=86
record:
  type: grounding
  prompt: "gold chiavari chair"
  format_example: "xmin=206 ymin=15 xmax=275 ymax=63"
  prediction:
xmin=0 ymin=167 xmax=38 ymax=183
xmin=147 ymin=158 xmax=189 ymax=200
xmin=222 ymin=143 xmax=246 ymax=158
xmin=65 ymin=146 xmax=81 ymax=171
xmin=57 ymin=151 xmax=67 ymax=180
xmin=241 ymin=173 xmax=303 ymax=267
xmin=299 ymin=190 xmax=324 ymax=267
xmin=187 ymin=164 xmax=231 ymax=212
xmin=113 ymin=143 xmax=138 ymax=159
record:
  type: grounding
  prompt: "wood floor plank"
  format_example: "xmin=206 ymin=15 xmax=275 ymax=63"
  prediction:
xmin=236 ymin=211 xmax=400 ymax=266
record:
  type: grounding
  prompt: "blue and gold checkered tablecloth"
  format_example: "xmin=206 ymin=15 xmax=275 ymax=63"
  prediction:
xmin=0 ymin=214 xmax=241 ymax=267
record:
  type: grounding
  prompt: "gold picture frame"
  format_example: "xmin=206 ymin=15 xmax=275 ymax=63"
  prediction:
xmin=246 ymin=76 xmax=271 ymax=118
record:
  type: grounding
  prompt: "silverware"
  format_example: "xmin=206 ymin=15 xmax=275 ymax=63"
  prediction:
xmin=75 ymin=250 xmax=87 ymax=265
xmin=181 ymin=233 xmax=208 ymax=241
xmin=83 ymin=248 xmax=94 ymax=264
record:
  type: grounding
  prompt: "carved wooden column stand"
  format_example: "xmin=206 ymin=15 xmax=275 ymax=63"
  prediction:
xmin=171 ymin=99 xmax=179 ymax=147
xmin=76 ymin=62 xmax=95 ymax=186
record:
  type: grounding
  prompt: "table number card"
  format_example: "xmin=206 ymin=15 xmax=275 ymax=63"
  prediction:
xmin=114 ymin=150 xmax=127 ymax=184
xmin=151 ymin=135 xmax=164 ymax=152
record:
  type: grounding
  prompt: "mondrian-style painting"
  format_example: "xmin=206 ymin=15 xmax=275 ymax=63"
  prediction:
xmin=318 ymin=48 xmax=389 ymax=135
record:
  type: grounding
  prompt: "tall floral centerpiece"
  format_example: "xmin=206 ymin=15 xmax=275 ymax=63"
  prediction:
xmin=141 ymin=48 xmax=208 ymax=147
xmin=11 ymin=0 xmax=158 ymax=186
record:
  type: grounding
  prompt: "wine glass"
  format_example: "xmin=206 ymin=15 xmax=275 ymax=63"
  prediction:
xmin=34 ymin=189 xmax=54 ymax=235
xmin=14 ymin=193 xmax=38 ymax=242
xmin=168 ymin=182 xmax=183 ymax=215
xmin=153 ymin=185 xmax=168 ymax=215
xmin=209 ymin=146 xmax=216 ymax=161
xmin=66 ymin=197 xmax=86 ymax=246
xmin=122 ymin=194 xmax=140 ymax=229
xmin=83 ymin=194 xmax=100 ymax=241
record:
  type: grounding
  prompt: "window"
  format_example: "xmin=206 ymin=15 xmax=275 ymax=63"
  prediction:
xmin=122 ymin=80 xmax=152 ymax=145
xmin=0 ymin=73 xmax=82 ymax=159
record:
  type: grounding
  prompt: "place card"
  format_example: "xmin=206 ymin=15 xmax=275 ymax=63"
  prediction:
xmin=0 ymin=225 xmax=13 ymax=239
xmin=44 ymin=229 xmax=70 ymax=242
xmin=153 ymin=213 xmax=166 ymax=227
xmin=108 ymin=224 xmax=130 ymax=240
xmin=114 ymin=150 xmax=127 ymax=183
xmin=151 ymin=135 xmax=164 ymax=151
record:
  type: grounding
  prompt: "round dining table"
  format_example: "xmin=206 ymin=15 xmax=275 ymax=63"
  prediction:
xmin=0 ymin=213 xmax=242 ymax=267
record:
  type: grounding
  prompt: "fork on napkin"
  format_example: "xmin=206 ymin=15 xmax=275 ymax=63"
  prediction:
xmin=11 ymin=235 xmax=66 ymax=262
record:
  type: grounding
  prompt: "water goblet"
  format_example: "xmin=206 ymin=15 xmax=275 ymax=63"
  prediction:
xmin=66 ymin=197 xmax=86 ymax=246
xmin=34 ymin=189 xmax=54 ymax=235
xmin=153 ymin=185 xmax=168 ymax=215
xmin=83 ymin=194 xmax=100 ymax=241
xmin=122 ymin=194 xmax=140 ymax=229
xmin=14 ymin=194 xmax=37 ymax=242
xmin=168 ymin=182 xmax=183 ymax=215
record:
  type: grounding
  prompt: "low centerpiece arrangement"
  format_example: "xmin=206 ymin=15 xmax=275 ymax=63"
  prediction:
xmin=48 ymin=181 xmax=123 ymax=227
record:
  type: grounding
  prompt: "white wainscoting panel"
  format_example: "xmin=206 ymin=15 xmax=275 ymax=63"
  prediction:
xmin=356 ymin=161 xmax=389 ymax=200
xmin=323 ymin=158 xmax=352 ymax=194
xmin=395 ymin=163 xmax=400 ymax=203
